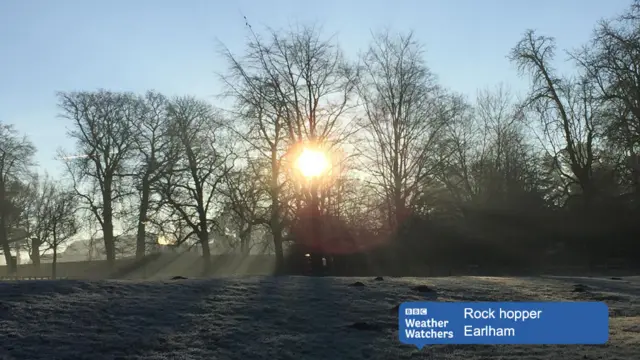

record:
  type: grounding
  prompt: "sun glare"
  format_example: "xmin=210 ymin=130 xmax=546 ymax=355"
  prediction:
xmin=296 ymin=148 xmax=329 ymax=178
xmin=157 ymin=235 xmax=173 ymax=246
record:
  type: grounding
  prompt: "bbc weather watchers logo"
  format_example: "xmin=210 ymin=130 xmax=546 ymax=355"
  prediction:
xmin=399 ymin=301 xmax=609 ymax=348
xmin=405 ymin=308 xmax=428 ymax=316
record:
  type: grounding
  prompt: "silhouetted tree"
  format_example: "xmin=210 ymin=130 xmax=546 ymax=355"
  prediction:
xmin=357 ymin=30 xmax=447 ymax=229
xmin=511 ymin=30 xmax=601 ymax=208
xmin=219 ymin=160 xmax=263 ymax=255
xmin=155 ymin=97 xmax=233 ymax=273
xmin=59 ymin=90 xmax=139 ymax=268
xmin=128 ymin=91 xmax=174 ymax=258
xmin=220 ymin=22 xmax=358 ymax=271
xmin=0 ymin=124 xmax=36 ymax=274
xmin=27 ymin=177 xmax=78 ymax=279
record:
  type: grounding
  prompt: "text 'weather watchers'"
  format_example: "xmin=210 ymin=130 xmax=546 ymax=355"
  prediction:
xmin=399 ymin=302 xmax=609 ymax=347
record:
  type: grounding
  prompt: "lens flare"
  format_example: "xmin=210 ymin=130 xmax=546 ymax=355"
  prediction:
xmin=296 ymin=148 xmax=329 ymax=178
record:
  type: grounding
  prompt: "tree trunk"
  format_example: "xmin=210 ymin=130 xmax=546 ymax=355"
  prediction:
xmin=0 ymin=218 xmax=13 ymax=275
xmin=240 ymin=225 xmax=252 ymax=255
xmin=394 ymin=192 xmax=405 ymax=230
xmin=31 ymin=238 xmax=41 ymax=268
xmin=579 ymin=174 xmax=597 ymax=210
xmin=136 ymin=180 xmax=150 ymax=259
xmin=200 ymin=230 xmax=211 ymax=275
xmin=102 ymin=176 xmax=116 ymax=268
xmin=104 ymin=215 xmax=116 ymax=267
xmin=270 ymin=202 xmax=285 ymax=274
xmin=52 ymin=243 xmax=58 ymax=280
xmin=0 ymin=184 xmax=12 ymax=275
xmin=270 ymin=145 xmax=285 ymax=274
xmin=273 ymin=229 xmax=284 ymax=274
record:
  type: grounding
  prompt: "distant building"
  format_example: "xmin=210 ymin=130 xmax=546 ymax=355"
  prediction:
xmin=39 ymin=233 xmax=162 ymax=263
xmin=11 ymin=228 xmax=269 ymax=265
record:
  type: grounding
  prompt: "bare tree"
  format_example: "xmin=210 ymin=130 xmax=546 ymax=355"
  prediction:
xmin=27 ymin=176 xmax=78 ymax=279
xmin=576 ymin=2 xmax=640 ymax=194
xmin=357 ymin=30 xmax=446 ymax=229
xmin=23 ymin=174 xmax=54 ymax=268
xmin=510 ymin=30 xmax=602 ymax=208
xmin=439 ymin=85 xmax=549 ymax=211
xmin=58 ymin=90 xmax=139 ymax=268
xmin=0 ymin=124 xmax=36 ymax=274
xmin=219 ymin=22 xmax=358 ymax=270
xmin=219 ymin=161 xmax=263 ymax=255
xmin=219 ymin=72 xmax=290 ymax=268
xmin=129 ymin=91 xmax=173 ymax=258
xmin=223 ymin=23 xmax=358 ymax=147
xmin=425 ymin=93 xmax=475 ymax=212
xmin=49 ymin=191 xmax=77 ymax=279
xmin=155 ymin=97 xmax=233 ymax=273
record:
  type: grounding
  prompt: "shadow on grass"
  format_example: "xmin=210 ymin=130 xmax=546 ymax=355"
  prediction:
xmin=1 ymin=276 xmax=410 ymax=359
xmin=231 ymin=276 xmax=408 ymax=359
xmin=5 ymin=275 xmax=638 ymax=359
xmin=0 ymin=279 xmax=232 ymax=359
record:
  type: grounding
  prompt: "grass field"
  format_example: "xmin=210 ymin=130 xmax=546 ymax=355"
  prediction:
xmin=0 ymin=275 xmax=638 ymax=359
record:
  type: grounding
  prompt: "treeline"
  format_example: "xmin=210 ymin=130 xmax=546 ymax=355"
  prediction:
xmin=2 ymin=2 xmax=640 ymax=277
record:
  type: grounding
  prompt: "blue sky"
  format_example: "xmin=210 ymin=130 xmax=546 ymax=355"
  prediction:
xmin=0 ymin=0 xmax=633 ymax=177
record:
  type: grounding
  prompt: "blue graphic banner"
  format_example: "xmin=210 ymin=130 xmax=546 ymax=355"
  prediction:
xmin=399 ymin=302 xmax=608 ymax=347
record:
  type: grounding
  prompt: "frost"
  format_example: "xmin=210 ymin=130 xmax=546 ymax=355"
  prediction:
xmin=0 ymin=275 xmax=638 ymax=359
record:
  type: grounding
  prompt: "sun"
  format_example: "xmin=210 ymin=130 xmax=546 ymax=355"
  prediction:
xmin=296 ymin=148 xmax=329 ymax=178
xmin=157 ymin=235 xmax=174 ymax=246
